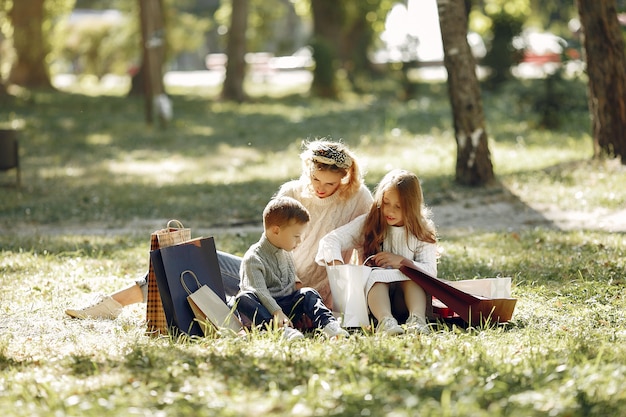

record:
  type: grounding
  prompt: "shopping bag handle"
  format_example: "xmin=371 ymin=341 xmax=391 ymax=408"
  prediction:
xmin=167 ymin=219 xmax=185 ymax=230
xmin=329 ymin=255 xmax=376 ymax=267
xmin=180 ymin=269 xmax=202 ymax=295
xmin=362 ymin=255 xmax=375 ymax=266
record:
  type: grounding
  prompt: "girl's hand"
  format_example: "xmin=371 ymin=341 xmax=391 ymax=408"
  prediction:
xmin=372 ymin=252 xmax=405 ymax=269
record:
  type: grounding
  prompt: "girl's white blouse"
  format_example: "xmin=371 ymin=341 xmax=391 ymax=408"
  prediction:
xmin=316 ymin=214 xmax=438 ymax=294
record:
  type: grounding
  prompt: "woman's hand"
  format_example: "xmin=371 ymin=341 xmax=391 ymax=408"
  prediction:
xmin=372 ymin=252 xmax=405 ymax=269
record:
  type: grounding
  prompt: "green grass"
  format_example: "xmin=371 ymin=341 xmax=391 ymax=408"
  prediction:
xmin=1 ymin=76 xmax=625 ymax=416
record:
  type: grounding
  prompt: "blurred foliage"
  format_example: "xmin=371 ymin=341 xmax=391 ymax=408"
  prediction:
xmin=52 ymin=0 xmax=212 ymax=78
xmin=481 ymin=11 xmax=526 ymax=89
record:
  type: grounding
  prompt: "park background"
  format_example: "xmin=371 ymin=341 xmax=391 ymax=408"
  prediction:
xmin=1 ymin=0 xmax=626 ymax=416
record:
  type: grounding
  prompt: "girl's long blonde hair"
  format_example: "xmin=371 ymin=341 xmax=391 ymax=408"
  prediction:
xmin=299 ymin=138 xmax=364 ymax=200
xmin=361 ymin=169 xmax=436 ymax=259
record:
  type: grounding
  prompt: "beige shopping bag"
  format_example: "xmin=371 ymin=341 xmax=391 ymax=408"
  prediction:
xmin=180 ymin=270 xmax=242 ymax=335
xmin=156 ymin=219 xmax=191 ymax=247
xmin=447 ymin=277 xmax=512 ymax=299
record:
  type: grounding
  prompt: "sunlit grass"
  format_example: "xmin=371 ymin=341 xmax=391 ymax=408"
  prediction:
xmin=1 ymin=228 xmax=625 ymax=416
xmin=1 ymin=75 xmax=625 ymax=416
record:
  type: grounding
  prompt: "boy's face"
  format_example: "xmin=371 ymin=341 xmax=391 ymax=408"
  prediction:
xmin=268 ymin=221 xmax=307 ymax=251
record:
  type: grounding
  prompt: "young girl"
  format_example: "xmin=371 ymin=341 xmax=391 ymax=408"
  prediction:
xmin=66 ymin=139 xmax=372 ymax=319
xmin=315 ymin=169 xmax=438 ymax=335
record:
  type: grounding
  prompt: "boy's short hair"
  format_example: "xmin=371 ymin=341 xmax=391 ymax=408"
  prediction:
xmin=263 ymin=197 xmax=310 ymax=228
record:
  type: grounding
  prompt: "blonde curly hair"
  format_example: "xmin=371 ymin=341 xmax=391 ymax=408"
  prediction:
xmin=299 ymin=138 xmax=365 ymax=200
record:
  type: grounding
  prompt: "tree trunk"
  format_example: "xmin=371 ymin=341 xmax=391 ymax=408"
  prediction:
xmin=139 ymin=0 xmax=168 ymax=125
xmin=437 ymin=0 xmax=494 ymax=186
xmin=576 ymin=0 xmax=626 ymax=164
xmin=8 ymin=0 xmax=52 ymax=88
xmin=221 ymin=0 xmax=248 ymax=102
xmin=310 ymin=0 xmax=342 ymax=99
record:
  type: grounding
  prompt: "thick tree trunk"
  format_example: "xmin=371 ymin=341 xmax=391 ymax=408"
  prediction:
xmin=437 ymin=0 xmax=494 ymax=186
xmin=221 ymin=0 xmax=248 ymax=102
xmin=576 ymin=0 xmax=626 ymax=164
xmin=310 ymin=0 xmax=342 ymax=99
xmin=8 ymin=0 xmax=52 ymax=88
xmin=139 ymin=0 xmax=168 ymax=125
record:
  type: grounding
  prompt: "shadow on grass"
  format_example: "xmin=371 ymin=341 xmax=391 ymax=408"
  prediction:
xmin=3 ymin=84 xmax=615 ymax=236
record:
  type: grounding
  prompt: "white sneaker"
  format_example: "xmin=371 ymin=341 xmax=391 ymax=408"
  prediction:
xmin=405 ymin=314 xmax=431 ymax=335
xmin=282 ymin=326 xmax=305 ymax=341
xmin=376 ymin=316 xmax=404 ymax=336
xmin=65 ymin=295 xmax=123 ymax=319
xmin=322 ymin=321 xmax=349 ymax=339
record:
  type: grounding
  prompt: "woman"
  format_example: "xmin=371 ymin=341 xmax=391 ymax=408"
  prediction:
xmin=65 ymin=139 xmax=373 ymax=319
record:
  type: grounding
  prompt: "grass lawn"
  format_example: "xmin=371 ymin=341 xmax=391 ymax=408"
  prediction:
xmin=0 ymin=74 xmax=625 ymax=416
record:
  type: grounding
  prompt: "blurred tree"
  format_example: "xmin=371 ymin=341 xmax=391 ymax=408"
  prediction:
xmin=139 ymin=0 xmax=170 ymax=126
xmin=221 ymin=0 xmax=247 ymax=101
xmin=576 ymin=0 xmax=626 ymax=164
xmin=474 ymin=0 xmax=527 ymax=90
xmin=310 ymin=0 xmax=341 ymax=98
xmin=481 ymin=11 xmax=524 ymax=88
xmin=438 ymin=0 xmax=494 ymax=185
xmin=309 ymin=0 xmax=393 ymax=98
xmin=130 ymin=0 xmax=211 ymax=95
xmin=7 ymin=0 xmax=75 ymax=88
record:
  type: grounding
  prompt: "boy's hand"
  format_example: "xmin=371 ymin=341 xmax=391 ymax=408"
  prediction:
xmin=273 ymin=310 xmax=292 ymax=327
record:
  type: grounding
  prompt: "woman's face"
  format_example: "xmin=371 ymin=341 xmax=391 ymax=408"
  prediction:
xmin=311 ymin=169 xmax=344 ymax=199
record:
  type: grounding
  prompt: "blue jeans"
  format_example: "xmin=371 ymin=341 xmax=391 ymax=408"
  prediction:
xmin=138 ymin=250 xmax=242 ymax=302
xmin=235 ymin=287 xmax=335 ymax=328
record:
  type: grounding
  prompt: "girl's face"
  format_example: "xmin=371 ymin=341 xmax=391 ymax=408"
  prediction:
xmin=311 ymin=169 xmax=344 ymax=199
xmin=381 ymin=188 xmax=404 ymax=227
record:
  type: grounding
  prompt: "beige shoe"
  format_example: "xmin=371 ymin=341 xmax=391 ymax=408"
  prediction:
xmin=65 ymin=295 xmax=123 ymax=319
xmin=376 ymin=317 xmax=404 ymax=336
xmin=405 ymin=314 xmax=431 ymax=335
xmin=322 ymin=321 xmax=349 ymax=339
xmin=282 ymin=326 xmax=305 ymax=341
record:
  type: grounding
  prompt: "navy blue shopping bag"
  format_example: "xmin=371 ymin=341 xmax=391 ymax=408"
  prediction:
xmin=150 ymin=237 xmax=226 ymax=336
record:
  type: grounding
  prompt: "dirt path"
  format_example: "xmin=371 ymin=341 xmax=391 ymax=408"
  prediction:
xmin=11 ymin=198 xmax=625 ymax=237
xmin=431 ymin=197 xmax=626 ymax=234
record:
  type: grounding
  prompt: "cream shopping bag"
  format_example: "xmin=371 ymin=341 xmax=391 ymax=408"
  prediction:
xmin=447 ymin=277 xmax=512 ymax=299
xmin=180 ymin=270 xmax=242 ymax=335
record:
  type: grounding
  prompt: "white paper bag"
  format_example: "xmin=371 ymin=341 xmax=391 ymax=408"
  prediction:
xmin=181 ymin=270 xmax=242 ymax=334
xmin=447 ymin=277 xmax=512 ymax=299
xmin=326 ymin=264 xmax=371 ymax=328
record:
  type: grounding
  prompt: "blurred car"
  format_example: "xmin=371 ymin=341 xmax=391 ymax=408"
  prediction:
xmin=513 ymin=30 xmax=580 ymax=65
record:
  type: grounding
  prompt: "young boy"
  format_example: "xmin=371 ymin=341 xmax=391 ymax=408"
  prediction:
xmin=235 ymin=196 xmax=348 ymax=340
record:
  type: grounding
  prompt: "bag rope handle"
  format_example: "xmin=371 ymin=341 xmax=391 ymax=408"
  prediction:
xmin=362 ymin=255 xmax=376 ymax=266
xmin=167 ymin=219 xmax=185 ymax=230
xmin=327 ymin=254 xmax=375 ymax=267
xmin=180 ymin=269 xmax=202 ymax=295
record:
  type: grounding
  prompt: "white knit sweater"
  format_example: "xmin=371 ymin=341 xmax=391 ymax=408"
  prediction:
xmin=315 ymin=214 xmax=438 ymax=294
xmin=276 ymin=180 xmax=373 ymax=305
